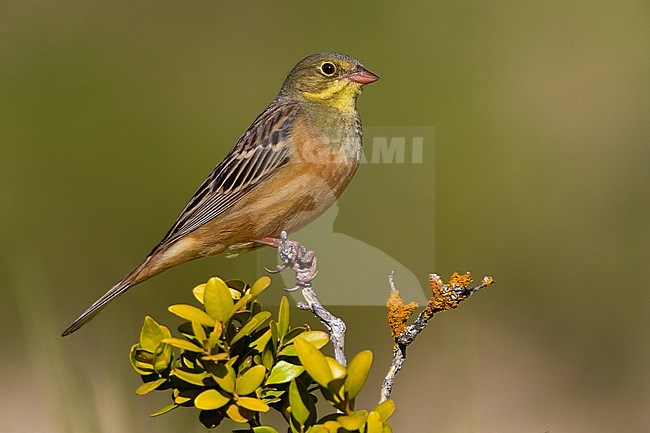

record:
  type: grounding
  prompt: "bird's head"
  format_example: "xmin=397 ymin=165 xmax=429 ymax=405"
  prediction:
xmin=279 ymin=52 xmax=379 ymax=111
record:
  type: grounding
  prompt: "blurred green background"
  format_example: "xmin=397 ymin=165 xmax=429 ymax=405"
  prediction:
xmin=1 ymin=1 xmax=648 ymax=432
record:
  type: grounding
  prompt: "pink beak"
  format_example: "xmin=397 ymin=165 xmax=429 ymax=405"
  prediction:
xmin=345 ymin=67 xmax=380 ymax=85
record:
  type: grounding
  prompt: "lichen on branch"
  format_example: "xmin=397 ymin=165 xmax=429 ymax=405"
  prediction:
xmin=381 ymin=271 xmax=494 ymax=402
xmin=386 ymin=278 xmax=419 ymax=339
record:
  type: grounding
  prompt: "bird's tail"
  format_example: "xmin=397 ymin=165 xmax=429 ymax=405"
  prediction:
xmin=61 ymin=260 xmax=150 ymax=337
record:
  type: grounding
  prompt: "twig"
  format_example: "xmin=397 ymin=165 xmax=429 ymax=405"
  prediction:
xmin=380 ymin=271 xmax=493 ymax=402
xmin=297 ymin=286 xmax=347 ymax=366
xmin=266 ymin=231 xmax=348 ymax=366
xmin=380 ymin=272 xmax=407 ymax=402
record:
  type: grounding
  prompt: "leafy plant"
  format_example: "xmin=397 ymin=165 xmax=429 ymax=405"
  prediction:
xmin=129 ymin=276 xmax=394 ymax=432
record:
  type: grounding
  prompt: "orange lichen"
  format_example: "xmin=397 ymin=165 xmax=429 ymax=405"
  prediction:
xmin=448 ymin=272 xmax=473 ymax=289
xmin=428 ymin=274 xmax=444 ymax=292
xmin=427 ymin=272 xmax=472 ymax=312
xmin=386 ymin=288 xmax=418 ymax=338
xmin=387 ymin=271 xmax=494 ymax=339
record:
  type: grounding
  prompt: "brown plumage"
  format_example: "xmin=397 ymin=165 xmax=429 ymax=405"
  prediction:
xmin=62 ymin=52 xmax=379 ymax=336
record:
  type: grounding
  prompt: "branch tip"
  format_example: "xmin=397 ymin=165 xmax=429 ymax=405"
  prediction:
xmin=381 ymin=270 xmax=494 ymax=402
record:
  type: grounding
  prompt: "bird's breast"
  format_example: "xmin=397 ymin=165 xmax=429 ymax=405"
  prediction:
xmin=189 ymin=109 xmax=363 ymax=249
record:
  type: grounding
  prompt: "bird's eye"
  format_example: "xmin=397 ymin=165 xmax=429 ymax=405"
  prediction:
xmin=320 ymin=62 xmax=336 ymax=76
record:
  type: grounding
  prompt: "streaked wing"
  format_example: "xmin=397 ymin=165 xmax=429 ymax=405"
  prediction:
xmin=156 ymin=100 xmax=299 ymax=249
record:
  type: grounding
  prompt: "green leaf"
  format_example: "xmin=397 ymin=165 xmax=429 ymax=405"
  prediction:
xmin=322 ymin=421 xmax=342 ymax=431
xmin=207 ymin=322 xmax=223 ymax=350
xmin=252 ymin=427 xmax=279 ymax=433
xmin=175 ymin=395 xmax=191 ymax=405
xmin=281 ymin=330 xmax=329 ymax=356
xmin=140 ymin=316 xmax=165 ymax=352
xmin=309 ymin=426 xmax=328 ymax=433
xmin=297 ymin=330 xmax=330 ymax=348
xmin=229 ymin=287 xmax=243 ymax=300
xmin=129 ymin=344 xmax=153 ymax=375
xmin=194 ymin=389 xmax=231 ymax=410
xmin=294 ymin=338 xmax=333 ymax=387
xmin=326 ymin=357 xmax=347 ymax=380
xmin=366 ymin=411 xmax=383 ymax=433
xmin=161 ymin=338 xmax=204 ymax=353
xmin=181 ymin=356 xmax=196 ymax=369
xmin=210 ymin=363 xmax=236 ymax=393
xmin=160 ymin=324 xmax=172 ymax=340
xmin=324 ymin=377 xmax=345 ymax=405
xmin=153 ymin=344 xmax=172 ymax=374
xmin=226 ymin=279 xmax=247 ymax=293
xmin=173 ymin=368 xmax=210 ymax=386
xmin=226 ymin=403 xmax=253 ymax=423
xmin=150 ymin=403 xmax=178 ymax=417
xmin=193 ymin=283 xmax=206 ymax=304
xmin=283 ymin=326 xmax=307 ymax=341
xmin=238 ymin=356 xmax=253 ymax=373
xmin=373 ymin=399 xmax=396 ymax=422
xmin=204 ymin=277 xmax=234 ymax=322
xmin=229 ymin=293 xmax=253 ymax=318
xmin=271 ymin=320 xmax=280 ymax=349
xmin=135 ymin=378 xmax=166 ymax=395
xmin=262 ymin=346 xmax=274 ymax=371
xmin=289 ymin=379 xmax=310 ymax=426
xmin=344 ymin=350 xmax=373 ymax=400
xmin=250 ymin=276 xmax=271 ymax=297
xmin=168 ymin=304 xmax=216 ymax=327
xmin=236 ymin=365 xmax=266 ymax=395
xmin=236 ymin=397 xmax=270 ymax=412
xmin=192 ymin=321 xmax=207 ymax=345
xmin=260 ymin=388 xmax=284 ymax=403
xmin=266 ymin=360 xmax=305 ymax=385
xmin=230 ymin=311 xmax=272 ymax=345
xmin=201 ymin=353 xmax=229 ymax=362
xmin=337 ymin=413 xmax=367 ymax=431
xmin=251 ymin=328 xmax=272 ymax=352
xmin=278 ymin=296 xmax=290 ymax=338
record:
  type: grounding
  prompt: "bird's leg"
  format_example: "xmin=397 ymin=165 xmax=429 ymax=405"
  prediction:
xmin=258 ymin=231 xmax=318 ymax=291
xmin=257 ymin=236 xmax=288 ymax=273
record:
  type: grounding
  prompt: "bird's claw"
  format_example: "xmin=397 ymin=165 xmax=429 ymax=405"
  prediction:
xmin=295 ymin=256 xmax=318 ymax=284
xmin=265 ymin=264 xmax=288 ymax=274
xmin=263 ymin=231 xmax=318 ymax=291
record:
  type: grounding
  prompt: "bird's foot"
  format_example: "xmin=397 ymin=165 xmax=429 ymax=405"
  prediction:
xmin=258 ymin=231 xmax=318 ymax=292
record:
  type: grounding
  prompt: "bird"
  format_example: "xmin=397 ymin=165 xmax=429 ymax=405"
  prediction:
xmin=62 ymin=52 xmax=379 ymax=336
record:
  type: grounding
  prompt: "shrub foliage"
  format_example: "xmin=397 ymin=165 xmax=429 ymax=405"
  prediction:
xmin=129 ymin=276 xmax=394 ymax=432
